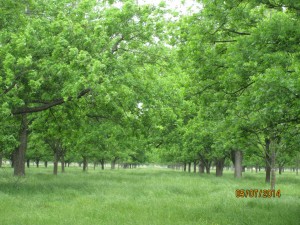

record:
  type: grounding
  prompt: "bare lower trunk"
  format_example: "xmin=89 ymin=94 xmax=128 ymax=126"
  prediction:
xmin=205 ymin=164 xmax=211 ymax=174
xmin=270 ymin=138 xmax=277 ymax=190
xmin=183 ymin=163 xmax=186 ymax=172
xmin=234 ymin=150 xmax=243 ymax=178
xmin=265 ymin=138 xmax=271 ymax=183
xmin=296 ymin=154 xmax=299 ymax=175
xmin=44 ymin=161 xmax=48 ymax=168
xmin=14 ymin=114 xmax=28 ymax=176
xmin=61 ymin=155 xmax=65 ymax=173
xmin=111 ymin=159 xmax=116 ymax=169
xmin=193 ymin=160 xmax=197 ymax=173
xmin=100 ymin=159 xmax=105 ymax=170
xmin=36 ymin=159 xmax=39 ymax=168
xmin=188 ymin=162 xmax=191 ymax=173
xmin=53 ymin=151 xmax=58 ymax=175
xmin=0 ymin=153 xmax=2 ymax=168
xmin=83 ymin=156 xmax=88 ymax=172
xmin=215 ymin=158 xmax=225 ymax=177
xmin=26 ymin=159 xmax=30 ymax=168
xmin=198 ymin=161 xmax=205 ymax=174
xmin=279 ymin=166 xmax=283 ymax=175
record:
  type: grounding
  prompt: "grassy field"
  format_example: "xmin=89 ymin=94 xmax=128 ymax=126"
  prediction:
xmin=0 ymin=167 xmax=299 ymax=225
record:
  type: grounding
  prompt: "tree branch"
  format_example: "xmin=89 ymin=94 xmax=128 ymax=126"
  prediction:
xmin=12 ymin=88 xmax=91 ymax=115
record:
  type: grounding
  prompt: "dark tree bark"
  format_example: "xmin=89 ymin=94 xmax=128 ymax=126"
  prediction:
xmin=13 ymin=114 xmax=28 ymax=176
xmin=111 ymin=159 xmax=116 ymax=169
xmin=279 ymin=166 xmax=283 ymax=175
xmin=205 ymin=163 xmax=211 ymax=174
xmin=183 ymin=163 xmax=187 ymax=172
xmin=265 ymin=138 xmax=271 ymax=183
xmin=199 ymin=161 xmax=205 ymax=174
xmin=36 ymin=159 xmax=40 ymax=168
xmin=193 ymin=160 xmax=197 ymax=173
xmin=100 ymin=159 xmax=105 ymax=170
xmin=188 ymin=162 xmax=191 ymax=173
xmin=26 ymin=159 xmax=30 ymax=168
xmin=0 ymin=152 xmax=2 ymax=168
xmin=83 ymin=156 xmax=88 ymax=172
xmin=53 ymin=151 xmax=59 ymax=175
xmin=234 ymin=150 xmax=243 ymax=178
xmin=270 ymin=138 xmax=277 ymax=190
xmin=44 ymin=161 xmax=48 ymax=168
xmin=215 ymin=158 xmax=225 ymax=177
xmin=61 ymin=155 xmax=65 ymax=173
xmin=10 ymin=153 xmax=14 ymax=168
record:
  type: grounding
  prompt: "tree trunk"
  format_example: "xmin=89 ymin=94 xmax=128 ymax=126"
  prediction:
xmin=61 ymin=155 xmax=65 ymax=173
xmin=26 ymin=159 xmax=30 ymax=168
xmin=198 ymin=161 xmax=205 ymax=174
xmin=234 ymin=150 xmax=243 ymax=178
xmin=188 ymin=162 xmax=191 ymax=173
xmin=44 ymin=161 xmax=48 ymax=168
xmin=100 ymin=159 xmax=105 ymax=170
xmin=111 ymin=159 xmax=116 ymax=169
xmin=183 ymin=163 xmax=186 ymax=172
xmin=270 ymin=139 xmax=277 ymax=190
xmin=53 ymin=151 xmax=59 ymax=175
xmin=279 ymin=166 xmax=283 ymax=175
xmin=13 ymin=114 xmax=28 ymax=176
xmin=255 ymin=164 xmax=258 ymax=173
xmin=205 ymin=163 xmax=211 ymax=174
xmin=83 ymin=156 xmax=88 ymax=172
xmin=10 ymin=154 xmax=14 ymax=168
xmin=296 ymin=154 xmax=299 ymax=175
xmin=0 ymin=152 xmax=2 ymax=168
xmin=265 ymin=138 xmax=271 ymax=183
xmin=36 ymin=159 xmax=39 ymax=168
xmin=193 ymin=160 xmax=197 ymax=173
xmin=215 ymin=158 xmax=225 ymax=177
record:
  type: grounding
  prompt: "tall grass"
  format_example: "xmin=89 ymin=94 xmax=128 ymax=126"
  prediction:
xmin=0 ymin=167 xmax=299 ymax=225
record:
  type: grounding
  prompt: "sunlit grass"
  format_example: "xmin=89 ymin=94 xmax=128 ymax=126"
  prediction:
xmin=0 ymin=167 xmax=299 ymax=225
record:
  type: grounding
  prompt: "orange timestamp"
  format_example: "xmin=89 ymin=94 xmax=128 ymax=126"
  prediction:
xmin=235 ymin=189 xmax=281 ymax=198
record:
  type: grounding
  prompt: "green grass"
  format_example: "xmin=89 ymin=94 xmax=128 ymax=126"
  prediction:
xmin=0 ymin=167 xmax=299 ymax=225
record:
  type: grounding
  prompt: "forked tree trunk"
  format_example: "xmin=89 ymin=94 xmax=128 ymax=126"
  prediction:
xmin=13 ymin=114 xmax=28 ymax=176
xmin=234 ymin=150 xmax=243 ymax=178
xmin=53 ymin=151 xmax=59 ymax=175
xmin=215 ymin=158 xmax=225 ymax=177
xmin=205 ymin=163 xmax=211 ymax=174
xmin=265 ymin=138 xmax=271 ymax=183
